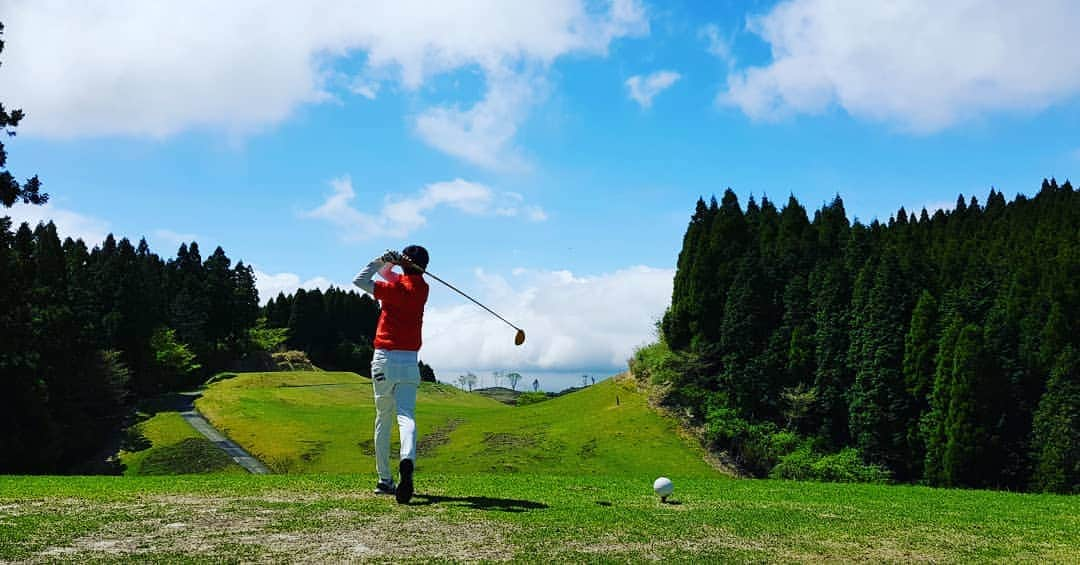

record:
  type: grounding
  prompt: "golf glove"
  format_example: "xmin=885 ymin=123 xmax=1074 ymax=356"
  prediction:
xmin=380 ymin=250 xmax=402 ymax=263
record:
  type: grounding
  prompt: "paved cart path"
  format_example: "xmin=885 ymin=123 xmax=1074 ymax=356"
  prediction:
xmin=176 ymin=391 xmax=271 ymax=475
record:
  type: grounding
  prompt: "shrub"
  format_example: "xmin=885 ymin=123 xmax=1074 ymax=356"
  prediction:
xmin=705 ymin=406 xmax=798 ymax=475
xmin=771 ymin=446 xmax=890 ymax=484
xmin=516 ymin=392 xmax=550 ymax=406
xmin=272 ymin=350 xmax=317 ymax=371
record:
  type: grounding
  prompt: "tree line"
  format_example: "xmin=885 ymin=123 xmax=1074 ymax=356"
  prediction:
xmin=637 ymin=180 xmax=1078 ymax=493
xmin=262 ymin=288 xmax=436 ymax=381
xmin=0 ymin=219 xmax=262 ymax=472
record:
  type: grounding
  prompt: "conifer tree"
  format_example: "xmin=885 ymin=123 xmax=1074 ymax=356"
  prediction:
xmin=1031 ymin=347 xmax=1080 ymax=493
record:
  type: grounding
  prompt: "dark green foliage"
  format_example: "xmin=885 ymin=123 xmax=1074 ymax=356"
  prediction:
xmin=419 ymin=360 xmax=437 ymax=383
xmin=1031 ymin=347 xmax=1080 ymax=493
xmin=658 ymin=180 xmax=1080 ymax=491
xmin=0 ymin=220 xmax=260 ymax=472
xmin=264 ymin=286 xmax=379 ymax=375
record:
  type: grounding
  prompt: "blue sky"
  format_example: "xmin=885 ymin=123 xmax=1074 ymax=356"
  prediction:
xmin=3 ymin=0 xmax=1079 ymax=377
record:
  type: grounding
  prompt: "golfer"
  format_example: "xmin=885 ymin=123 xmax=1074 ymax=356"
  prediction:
xmin=353 ymin=245 xmax=430 ymax=504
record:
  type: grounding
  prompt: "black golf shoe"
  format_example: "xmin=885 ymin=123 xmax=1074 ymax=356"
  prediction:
xmin=373 ymin=480 xmax=396 ymax=495
xmin=396 ymin=459 xmax=414 ymax=504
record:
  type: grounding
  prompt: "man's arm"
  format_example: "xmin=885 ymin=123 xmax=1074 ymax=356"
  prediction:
xmin=353 ymin=257 xmax=385 ymax=296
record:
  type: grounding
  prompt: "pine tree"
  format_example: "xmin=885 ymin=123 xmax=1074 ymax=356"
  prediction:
xmin=848 ymin=250 xmax=914 ymax=478
xmin=1030 ymin=347 xmax=1080 ymax=493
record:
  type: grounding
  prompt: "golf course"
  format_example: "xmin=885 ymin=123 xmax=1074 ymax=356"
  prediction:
xmin=2 ymin=370 xmax=1078 ymax=562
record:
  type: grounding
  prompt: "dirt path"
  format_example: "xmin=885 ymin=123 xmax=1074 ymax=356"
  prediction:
xmin=175 ymin=392 xmax=271 ymax=475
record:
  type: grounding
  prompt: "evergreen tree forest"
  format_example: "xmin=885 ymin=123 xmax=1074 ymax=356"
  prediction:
xmin=261 ymin=289 xmax=437 ymax=382
xmin=637 ymin=181 xmax=1079 ymax=493
xmin=1 ymin=24 xmax=269 ymax=471
xmin=262 ymin=288 xmax=379 ymax=375
xmin=0 ymin=220 xmax=262 ymax=473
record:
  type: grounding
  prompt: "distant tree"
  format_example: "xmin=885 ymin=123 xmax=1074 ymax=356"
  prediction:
xmin=456 ymin=375 xmax=468 ymax=390
xmin=506 ymin=372 xmax=522 ymax=390
xmin=582 ymin=375 xmax=589 ymax=387
xmin=419 ymin=360 xmax=436 ymax=383
xmin=532 ymin=378 xmax=539 ymax=392
xmin=465 ymin=372 xmax=477 ymax=392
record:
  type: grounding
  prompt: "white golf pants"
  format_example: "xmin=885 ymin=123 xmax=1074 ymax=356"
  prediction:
xmin=371 ymin=349 xmax=419 ymax=483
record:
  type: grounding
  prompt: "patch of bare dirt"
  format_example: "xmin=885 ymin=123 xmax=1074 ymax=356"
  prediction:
xmin=29 ymin=494 xmax=514 ymax=563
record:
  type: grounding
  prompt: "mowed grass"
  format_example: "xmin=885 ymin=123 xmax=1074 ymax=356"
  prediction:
xmin=2 ymin=473 xmax=1077 ymax=562
xmin=118 ymin=412 xmax=244 ymax=476
xmin=195 ymin=371 xmax=718 ymax=477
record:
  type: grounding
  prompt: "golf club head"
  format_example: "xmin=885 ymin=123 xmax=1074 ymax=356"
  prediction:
xmin=515 ymin=329 xmax=526 ymax=346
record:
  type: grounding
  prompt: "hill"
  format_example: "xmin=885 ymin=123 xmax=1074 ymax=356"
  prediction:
xmin=193 ymin=371 xmax=719 ymax=477
xmin=472 ymin=386 xmax=524 ymax=405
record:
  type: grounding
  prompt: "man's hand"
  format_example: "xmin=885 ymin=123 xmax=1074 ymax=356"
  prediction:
xmin=380 ymin=250 xmax=402 ymax=264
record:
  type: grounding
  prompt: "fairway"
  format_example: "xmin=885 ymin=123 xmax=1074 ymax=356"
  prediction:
xmin=193 ymin=371 xmax=719 ymax=477
xmin=2 ymin=474 xmax=1077 ymax=562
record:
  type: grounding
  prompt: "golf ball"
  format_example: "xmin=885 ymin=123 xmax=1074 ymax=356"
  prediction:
xmin=653 ymin=476 xmax=674 ymax=497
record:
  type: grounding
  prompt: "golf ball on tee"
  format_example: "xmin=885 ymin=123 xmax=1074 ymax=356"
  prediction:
xmin=653 ymin=477 xmax=674 ymax=497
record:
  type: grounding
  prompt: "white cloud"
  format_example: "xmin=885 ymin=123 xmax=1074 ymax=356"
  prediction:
xmin=349 ymin=79 xmax=380 ymax=100
xmin=722 ymin=0 xmax=1080 ymax=132
xmin=305 ymin=176 xmax=545 ymax=241
xmin=700 ymin=23 xmax=736 ymax=67
xmin=253 ymin=269 xmax=341 ymax=304
xmin=625 ymin=70 xmax=681 ymax=108
xmin=4 ymin=203 xmax=110 ymax=244
xmin=0 ymin=0 xmax=647 ymax=167
xmin=414 ymin=68 xmax=540 ymax=170
xmin=422 ymin=265 xmax=674 ymax=371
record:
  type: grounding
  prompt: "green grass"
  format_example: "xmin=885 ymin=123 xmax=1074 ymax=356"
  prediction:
xmin=119 ymin=412 xmax=245 ymax=476
xmin=194 ymin=371 xmax=718 ymax=477
xmin=1 ymin=474 xmax=1077 ymax=562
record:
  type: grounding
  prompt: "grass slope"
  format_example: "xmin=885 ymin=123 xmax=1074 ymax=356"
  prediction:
xmin=119 ymin=412 xmax=245 ymax=476
xmin=195 ymin=371 xmax=717 ymax=477
xmin=2 ymin=474 xmax=1077 ymax=562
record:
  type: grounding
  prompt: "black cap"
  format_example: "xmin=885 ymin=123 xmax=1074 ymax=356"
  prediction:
xmin=402 ymin=245 xmax=429 ymax=270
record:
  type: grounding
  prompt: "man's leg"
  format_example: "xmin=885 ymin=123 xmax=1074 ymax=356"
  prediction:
xmin=394 ymin=381 xmax=418 ymax=503
xmin=395 ymin=382 xmax=418 ymax=462
xmin=373 ymin=377 xmax=396 ymax=486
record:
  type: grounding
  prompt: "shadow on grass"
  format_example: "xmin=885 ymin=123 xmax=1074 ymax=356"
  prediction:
xmin=409 ymin=494 xmax=548 ymax=512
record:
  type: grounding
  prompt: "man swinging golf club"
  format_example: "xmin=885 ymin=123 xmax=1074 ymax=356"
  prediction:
xmin=353 ymin=245 xmax=430 ymax=504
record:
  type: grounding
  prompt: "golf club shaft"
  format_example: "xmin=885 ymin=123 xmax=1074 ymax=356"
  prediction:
xmin=397 ymin=256 xmax=522 ymax=332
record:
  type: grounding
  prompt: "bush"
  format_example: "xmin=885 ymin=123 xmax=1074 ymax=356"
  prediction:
xmin=272 ymin=350 xmax=317 ymax=371
xmin=516 ymin=392 xmax=550 ymax=406
xmin=772 ymin=446 xmax=890 ymax=484
xmin=705 ymin=406 xmax=798 ymax=476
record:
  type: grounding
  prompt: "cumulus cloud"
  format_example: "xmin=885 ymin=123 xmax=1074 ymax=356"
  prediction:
xmin=414 ymin=68 xmax=541 ymax=170
xmin=4 ymin=203 xmax=111 ymax=245
xmin=253 ymin=270 xmax=341 ymax=304
xmin=421 ymin=265 xmax=674 ymax=371
xmin=722 ymin=0 xmax=1080 ymax=132
xmin=305 ymin=176 xmax=545 ymax=241
xmin=625 ymin=71 xmax=681 ymax=108
xmin=0 ymin=0 xmax=647 ymax=167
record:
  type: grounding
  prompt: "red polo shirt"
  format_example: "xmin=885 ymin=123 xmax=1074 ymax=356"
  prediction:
xmin=373 ymin=273 xmax=429 ymax=351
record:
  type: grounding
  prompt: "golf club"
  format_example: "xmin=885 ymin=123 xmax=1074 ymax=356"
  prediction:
xmin=396 ymin=253 xmax=526 ymax=346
